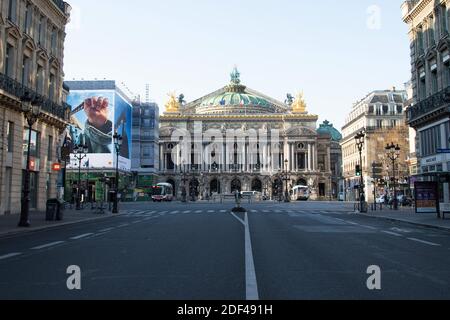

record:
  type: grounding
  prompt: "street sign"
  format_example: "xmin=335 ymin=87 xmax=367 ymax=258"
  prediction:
xmin=437 ymin=149 xmax=450 ymax=154
xmin=52 ymin=163 xmax=62 ymax=172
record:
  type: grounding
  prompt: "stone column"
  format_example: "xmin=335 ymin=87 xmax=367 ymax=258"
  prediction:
xmin=308 ymin=143 xmax=312 ymax=171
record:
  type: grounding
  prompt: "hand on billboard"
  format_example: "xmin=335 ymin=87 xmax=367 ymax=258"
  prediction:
xmin=84 ymin=97 xmax=109 ymax=128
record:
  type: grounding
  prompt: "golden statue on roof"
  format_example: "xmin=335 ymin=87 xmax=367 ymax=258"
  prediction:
xmin=165 ymin=92 xmax=180 ymax=113
xmin=292 ymin=92 xmax=308 ymax=114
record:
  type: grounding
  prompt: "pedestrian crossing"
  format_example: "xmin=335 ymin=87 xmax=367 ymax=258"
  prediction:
xmin=122 ymin=209 xmax=353 ymax=217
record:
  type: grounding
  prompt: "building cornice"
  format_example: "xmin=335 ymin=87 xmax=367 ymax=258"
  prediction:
xmin=160 ymin=114 xmax=319 ymax=121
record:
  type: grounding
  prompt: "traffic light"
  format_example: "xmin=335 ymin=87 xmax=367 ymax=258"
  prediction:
xmin=356 ymin=165 xmax=362 ymax=177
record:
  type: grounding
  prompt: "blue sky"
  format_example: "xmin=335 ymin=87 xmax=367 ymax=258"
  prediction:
xmin=64 ymin=0 xmax=410 ymax=130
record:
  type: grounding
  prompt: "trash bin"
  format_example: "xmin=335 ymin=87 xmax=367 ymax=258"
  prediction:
xmin=46 ymin=199 xmax=58 ymax=221
xmin=56 ymin=200 xmax=64 ymax=221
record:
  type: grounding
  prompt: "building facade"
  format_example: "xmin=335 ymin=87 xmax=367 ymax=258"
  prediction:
xmin=131 ymin=100 xmax=159 ymax=198
xmin=317 ymin=120 xmax=343 ymax=200
xmin=403 ymin=0 xmax=450 ymax=203
xmin=341 ymin=89 xmax=410 ymax=202
xmin=158 ymin=68 xmax=334 ymax=201
xmin=0 ymin=0 xmax=71 ymax=215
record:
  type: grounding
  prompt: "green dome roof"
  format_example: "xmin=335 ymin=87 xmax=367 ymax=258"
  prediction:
xmin=202 ymin=92 xmax=271 ymax=107
xmin=317 ymin=120 xmax=342 ymax=141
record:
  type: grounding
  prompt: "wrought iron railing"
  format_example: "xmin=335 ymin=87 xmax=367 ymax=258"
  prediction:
xmin=0 ymin=72 xmax=71 ymax=121
xmin=407 ymin=86 xmax=450 ymax=123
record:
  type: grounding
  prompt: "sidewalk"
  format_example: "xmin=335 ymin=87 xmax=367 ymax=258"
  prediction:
xmin=0 ymin=206 xmax=121 ymax=238
xmin=358 ymin=207 xmax=450 ymax=231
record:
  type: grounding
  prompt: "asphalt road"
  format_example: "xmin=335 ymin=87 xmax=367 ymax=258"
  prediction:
xmin=0 ymin=201 xmax=449 ymax=300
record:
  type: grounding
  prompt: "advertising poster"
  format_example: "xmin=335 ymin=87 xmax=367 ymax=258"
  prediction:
xmin=114 ymin=92 xmax=132 ymax=170
xmin=415 ymin=182 xmax=439 ymax=213
xmin=67 ymin=90 xmax=132 ymax=171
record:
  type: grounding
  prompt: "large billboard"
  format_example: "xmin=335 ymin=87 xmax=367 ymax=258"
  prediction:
xmin=67 ymin=89 xmax=132 ymax=171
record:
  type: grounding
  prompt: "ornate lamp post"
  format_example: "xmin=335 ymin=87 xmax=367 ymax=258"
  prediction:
xmin=113 ymin=132 xmax=123 ymax=214
xmin=18 ymin=96 xmax=42 ymax=227
xmin=283 ymin=159 xmax=291 ymax=203
xmin=355 ymin=131 xmax=366 ymax=213
xmin=386 ymin=142 xmax=401 ymax=210
xmin=180 ymin=161 xmax=188 ymax=202
xmin=73 ymin=144 xmax=88 ymax=211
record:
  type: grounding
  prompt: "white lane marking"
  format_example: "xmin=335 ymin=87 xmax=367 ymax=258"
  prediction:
xmin=208 ymin=210 xmax=215 ymax=213
xmin=183 ymin=210 xmax=191 ymax=214
xmin=346 ymin=221 xmax=359 ymax=226
xmin=407 ymin=238 xmax=441 ymax=247
xmin=195 ymin=210 xmax=203 ymax=214
xmin=89 ymin=232 xmax=108 ymax=239
xmin=0 ymin=253 xmax=22 ymax=260
xmin=170 ymin=211 xmax=179 ymax=214
xmin=117 ymin=224 xmax=129 ymax=228
xmin=360 ymin=225 xmax=377 ymax=230
xmin=382 ymin=231 xmax=403 ymax=237
xmin=230 ymin=212 xmax=245 ymax=226
xmin=250 ymin=210 xmax=258 ymax=213
xmin=70 ymin=233 xmax=94 ymax=240
xmin=99 ymin=227 xmax=115 ymax=232
xmin=159 ymin=211 xmax=168 ymax=214
xmin=31 ymin=241 xmax=65 ymax=250
xmin=220 ymin=210 xmax=227 ymax=213
xmin=244 ymin=213 xmax=259 ymax=301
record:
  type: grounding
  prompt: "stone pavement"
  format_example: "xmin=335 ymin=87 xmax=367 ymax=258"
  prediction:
xmin=359 ymin=206 xmax=450 ymax=231
xmin=0 ymin=205 xmax=120 ymax=238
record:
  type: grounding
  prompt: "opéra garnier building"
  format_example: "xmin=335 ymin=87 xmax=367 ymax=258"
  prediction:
xmin=158 ymin=68 xmax=336 ymax=200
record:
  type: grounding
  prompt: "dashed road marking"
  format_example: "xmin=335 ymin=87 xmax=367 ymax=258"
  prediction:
xmin=117 ymin=224 xmax=130 ymax=228
xmin=0 ymin=253 xmax=22 ymax=260
xmin=382 ymin=231 xmax=403 ymax=237
xmin=70 ymin=233 xmax=94 ymax=240
xmin=99 ymin=227 xmax=115 ymax=232
xmin=31 ymin=241 xmax=65 ymax=250
xmin=407 ymin=238 xmax=441 ymax=247
xmin=360 ymin=225 xmax=378 ymax=230
xmin=183 ymin=210 xmax=191 ymax=214
xmin=195 ymin=210 xmax=203 ymax=214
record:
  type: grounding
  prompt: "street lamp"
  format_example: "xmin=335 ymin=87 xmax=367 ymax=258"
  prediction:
xmin=113 ymin=132 xmax=123 ymax=214
xmin=355 ymin=131 xmax=366 ymax=213
xmin=18 ymin=95 xmax=42 ymax=227
xmin=283 ymin=159 xmax=290 ymax=203
xmin=386 ymin=142 xmax=401 ymax=210
xmin=73 ymin=144 xmax=88 ymax=211
xmin=181 ymin=161 xmax=188 ymax=202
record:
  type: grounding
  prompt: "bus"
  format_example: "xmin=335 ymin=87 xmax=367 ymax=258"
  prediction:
xmin=292 ymin=185 xmax=310 ymax=201
xmin=151 ymin=183 xmax=174 ymax=202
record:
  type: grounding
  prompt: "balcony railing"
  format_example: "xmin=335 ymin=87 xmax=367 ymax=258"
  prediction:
xmin=407 ymin=86 xmax=450 ymax=124
xmin=52 ymin=0 xmax=67 ymax=13
xmin=0 ymin=72 xmax=71 ymax=121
